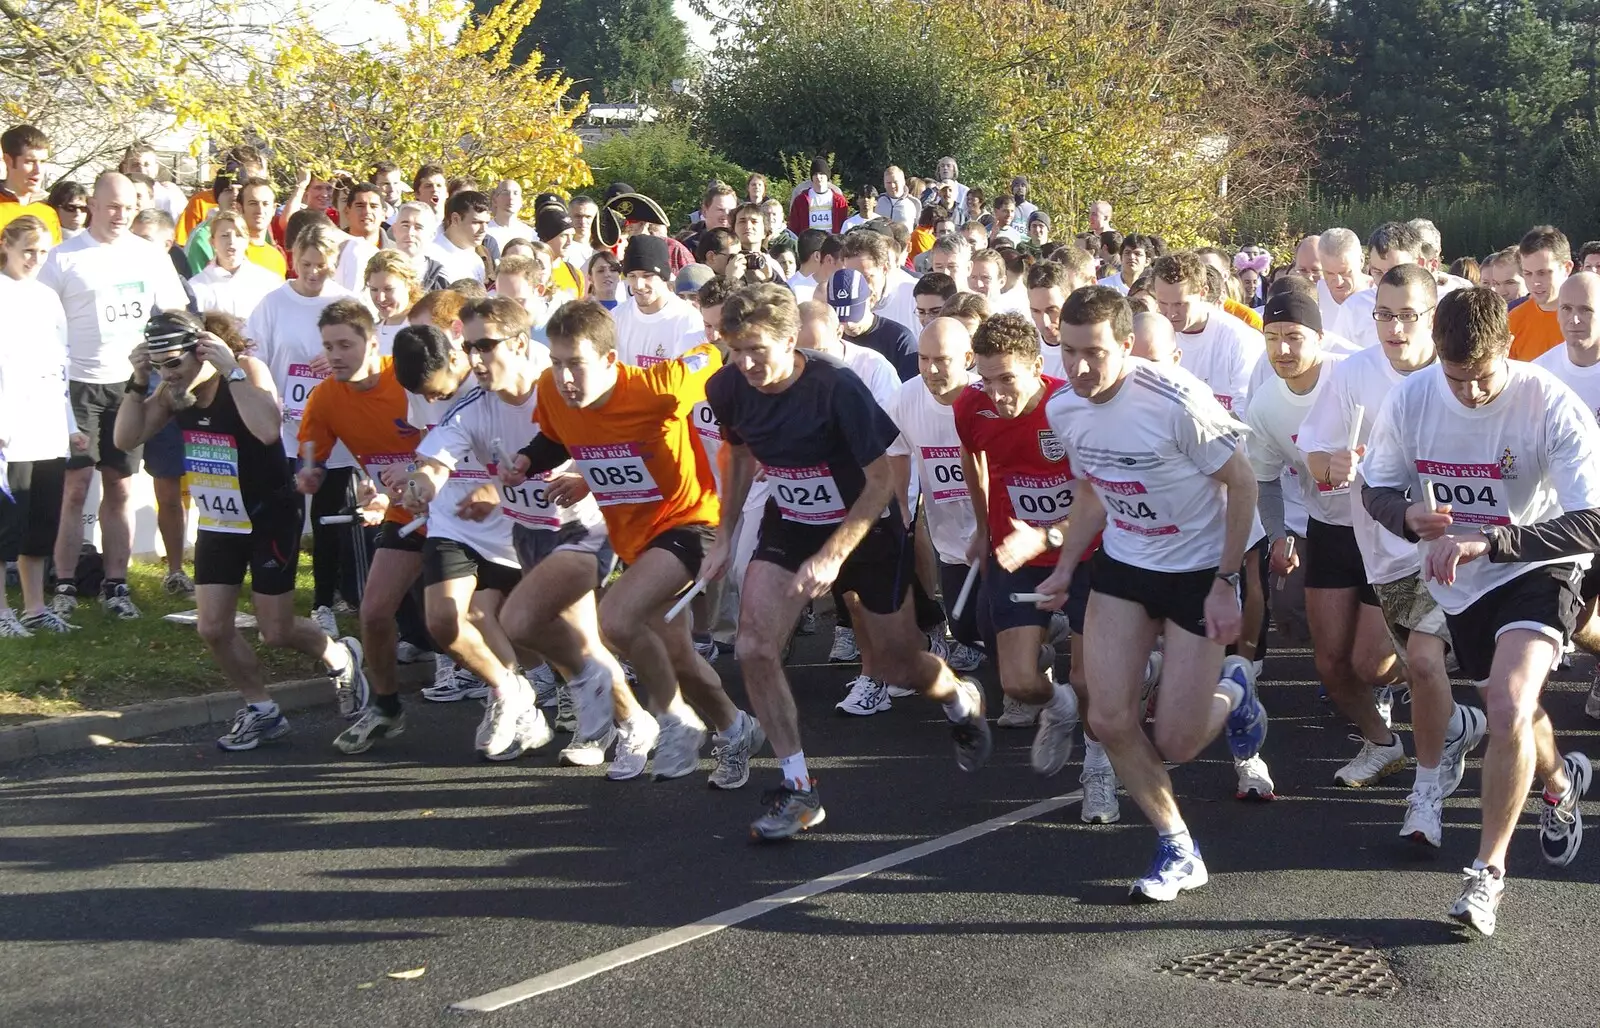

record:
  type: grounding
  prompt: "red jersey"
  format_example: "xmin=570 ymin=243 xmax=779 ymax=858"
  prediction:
xmin=953 ymin=376 xmax=1086 ymax=568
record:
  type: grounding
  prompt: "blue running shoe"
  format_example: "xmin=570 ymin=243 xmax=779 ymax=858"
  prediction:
xmin=1129 ymin=838 xmax=1209 ymax=902
xmin=1222 ymin=655 xmax=1267 ymax=761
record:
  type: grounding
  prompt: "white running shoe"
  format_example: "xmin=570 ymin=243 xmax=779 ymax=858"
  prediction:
xmin=1141 ymin=650 xmax=1163 ymax=722
xmin=334 ymin=707 xmax=405 ymax=755
xmin=50 ymin=584 xmax=77 ymax=617
xmin=217 ymin=705 xmax=290 ymax=751
xmin=1030 ymin=687 xmax=1079 ymax=777
xmin=1333 ymin=733 xmax=1407 ymax=787
xmin=885 ymin=683 xmax=917 ymax=698
xmin=925 ymin=630 xmax=949 ymax=664
xmin=607 ymin=714 xmax=660 ymax=781
xmin=479 ymin=685 xmax=535 ymax=757
xmin=1234 ymin=754 xmax=1276 ymax=801
xmin=553 ymin=684 xmax=577 ymax=733
xmin=996 ymin=694 xmax=1041 ymax=729
xmin=1080 ymin=766 xmax=1121 ymax=824
xmin=484 ymin=705 xmax=554 ymax=762
xmin=559 ymin=725 xmax=617 ymax=767
xmin=101 ymin=583 xmax=140 ymax=619
xmin=693 ymin=637 xmax=719 ymax=663
xmin=331 ymin=637 xmax=370 ymax=718
xmin=567 ymin=658 xmax=616 ymax=741
xmin=0 ymin=608 xmax=32 ymax=638
xmin=835 ymin=675 xmax=891 ymax=716
xmin=651 ymin=712 xmax=708 ymax=780
xmin=1400 ymin=781 xmax=1444 ymax=848
xmin=20 ymin=609 xmax=76 ymax=634
xmin=310 ymin=605 xmax=338 ymax=639
xmin=422 ymin=662 xmax=490 ymax=703
xmin=1439 ymin=704 xmax=1488 ymax=797
xmin=395 ymin=641 xmax=428 ymax=664
xmin=829 ymin=626 xmax=859 ymax=662
xmin=1130 ymin=839 xmax=1208 ymax=902
xmin=527 ymin=663 xmax=559 ymax=706
xmin=1448 ymin=866 xmax=1503 ymax=936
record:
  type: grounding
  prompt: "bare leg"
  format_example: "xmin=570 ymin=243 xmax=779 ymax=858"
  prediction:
xmin=153 ymin=477 xmax=188 ymax=575
xmin=1477 ymin=630 xmax=1566 ymax=870
xmin=845 ymin=590 xmax=960 ymax=704
xmin=1406 ymin=629 xmax=1453 ymax=768
xmin=734 ymin=560 xmax=814 ymax=758
xmin=356 ymin=548 xmax=422 ymax=697
xmin=18 ymin=555 xmax=49 ymax=616
xmin=1080 ymin=592 xmax=1176 ymax=830
xmin=53 ymin=467 xmax=93 ymax=583
xmin=98 ymin=469 xmax=133 ymax=581
xmin=1149 ymin=619 xmax=1232 ymax=764
xmin=1310 ymin=587 xmax=1392 ymax=743
xmin=425 ymin=577 xmax=516 ymax=686
xmin=502 ymin=550 xmax=639 ymax=721
xmin=995 ymin=625 xmax=1051 ymax=703
xmin=196 ymin=583 xmax=269 ymax=704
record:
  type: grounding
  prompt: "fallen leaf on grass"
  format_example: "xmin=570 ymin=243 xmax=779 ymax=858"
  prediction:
xmin=387 ymin=967 xmax=426 ymax=980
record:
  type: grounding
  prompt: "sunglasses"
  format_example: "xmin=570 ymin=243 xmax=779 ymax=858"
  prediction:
xmin=463 ymin=336 xmax=512 ymax=354
xmin=152 ymin=351 xmax=194 ymax=369
xmin=62 ymin=204 xmax=89 ymax=214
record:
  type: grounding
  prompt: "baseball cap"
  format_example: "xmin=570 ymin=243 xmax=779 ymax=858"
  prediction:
xmin=828 ymin=268 xmax=870 ymax=323
xmin=674 ymin=263 xmax=716 ymax=296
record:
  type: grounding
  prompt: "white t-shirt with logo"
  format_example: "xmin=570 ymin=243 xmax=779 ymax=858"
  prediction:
xmin=190 ymin=261 xmax=282 ymax=321
xmin=1362 ymin=361 xmax=1600 ymax=612
xmin=887 ymin=375 xmax=979 ymax=565
xmin=1176 ymin=307 xmax=1266 ymax=416
xmin=613 ymin=294 xmax=704 ymax=369
xmin=425 ymin=230 xmax=486 ymax=284
xmin=1045 ymin=357 xmax=1243 ymax=573
xmin=36 ymin=232 xmax=188 ymax=384
xmin=1318 ymin=281 xmax=1379 ymax=350
xmin=335 ymin=236 xmax=384 ymax=293
xmin=1245 ymin=355 xmax=1353 ymax=527
xmin=877 ymin=268 xmax=921 ymax=339
xmin=1533 ymin=345 xmax=1600 ymax=426
xmin=245 ymin=280 xmax=358 ymax=465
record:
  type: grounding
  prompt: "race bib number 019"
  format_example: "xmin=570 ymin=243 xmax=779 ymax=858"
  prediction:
xmin=921 ymin=446 xmax=966 ymax=504
xmin=499 ymin=471 xmax=559 ymax=528
xmin=1005 ymin=473 xmax=1072 ymax=527
xmin=284 ymin=362 xmax=326 ymax=420
xmin=767 ymin=464 xmax=848 ymax=524
xmin=1416 ymin=459 xmax=1510 ymax=526
xmin=571 ymin=442 xmax=663 ymax=506
xmin=183 ymin=430 xmax=250 ymax=534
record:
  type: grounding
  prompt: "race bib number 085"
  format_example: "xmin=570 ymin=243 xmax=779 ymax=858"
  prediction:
xmin=571 ymin=442 xmax=663 ymax=506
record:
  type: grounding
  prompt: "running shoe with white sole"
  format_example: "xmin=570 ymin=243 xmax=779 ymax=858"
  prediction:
xmin=310 ymin=604 xmax=338 ymax=639
xmin=567 ymin=658 xmax=617 ymax=741
xmin=559 ymin=725 xmax=618 ymax=767
xmin=829 ymin=626 xmax=859 ymax=662
xmin=553 ymin=683 xmax=577 ymax=733
xmin=1448 ymin=866 xmax=1503 ymax=936
xmin=1130 ymin=839 xmax=1208 ymax=902
xmin=527 ymin=663 xmax=559 ymax=707
xmin=1234 ymin=754 xmax=1276 ymax=801
xmin=1030 ymin=687 xmax=1078 ymax=777
xmin=0 ymin=609 xmax=32 ymax=638
xmin=331 ymin=636 xmax=370 ymax=718
xmin=422 ymin=663 xmax=490 ymax=703
xmin=1439 ymin=704 xmax=1488 ymax=797
xmin=1540 ymin=751 xmax=1592 ymax=867
xmin=652 ymin=712 xmax=708 ymax=780
xmin=836 ymin=675 xmax=891 ymax=716
xmin=1141 ymin=650 xmax=1163 ymax=722
xmin=334 ymin=707 xmax=405 ymax=754
xmin=1400 ymin=781 xmax=1444 ymax=848
xmin=1221 ymin=655 xmax=1267 ymax=760
xmin=708 ymin=713 xmax=767 ymax=790
xmin=607 ymin=714 xmax=659 ymax=781
xmin=946 ymin=640 xmax=985 ymax=673
xmin=996 ymin=694 xmax=1042 ymax=729
xmin=885 ymin=682 xmax=917 ymax=698
xmin=1375 ymin=685 xmax=1394 ymax=729
xmin=926 ymin=630 xmax=950 ymax=664
xmin=395 ymin=640 xmax=428 ymax=664
xmin=101 ymin=583 xmax=140 ymax=619
xmin=751 ymin=781 xmax=826 ymax=841
xmin=21 ymin=609 xmax=76 ymax=633
xmin=950 ymin=678 xmax=993 ymax=772
xmin=1080 ymin=766 xmax=1121 ymax=824
xmin=1334 ymin=733 xmax=1407 ymax=787
xmin=479 ymin=686 xmax=536 ymax=758
xmin=693 ymin=636 xmax=718 ymax=663
xmin=163 ymin=570 xmax=196 ymax=597
xmin=484 ymin=704 xmax=554 ymax=762
xmin=50 ymin=583 xmax=77 ymax=617
xmin=217 ymin=705 xmax=290 ymax=751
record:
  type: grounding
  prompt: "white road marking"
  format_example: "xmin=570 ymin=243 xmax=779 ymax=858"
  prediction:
xmin=451 ymin=789 xmax=1084 ymax=1013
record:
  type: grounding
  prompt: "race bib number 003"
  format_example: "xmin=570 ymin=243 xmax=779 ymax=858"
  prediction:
xmin=283 ymin=362 xmax=326 ymax=420
xmin=183 ymin=430 xmax=250 ymax=534
xmin=1005 ymin=473 xmax=1073 ymax=527
xmin=1416 ymin=459 xmax=1510 ymax=527
xmin=921 ymin=446 xmax=966 ymax=504
xmin=767 ymin=464 xmax=848 ymax=524
xmin=571 ymin=442 xmax=663 ymax=506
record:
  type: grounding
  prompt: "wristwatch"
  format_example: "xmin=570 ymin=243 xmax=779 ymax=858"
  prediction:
xmin=227 ymin=367 xmax=248 ymax=383
xmin=1215 ymin=570 xmax=1242 ymax=590
xmin=1044 ymin=526 xmax=1065 ymax=549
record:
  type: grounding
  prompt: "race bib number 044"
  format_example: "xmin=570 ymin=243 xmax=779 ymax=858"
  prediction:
xmin=284 ymin=363 xmax=326 ymax=420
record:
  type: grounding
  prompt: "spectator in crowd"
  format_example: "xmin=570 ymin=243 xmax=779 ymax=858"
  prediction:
xmin=787 ymin=158 xmax=850 ymax=235
xmin=47 ymin=180 xmax=89 ymax=241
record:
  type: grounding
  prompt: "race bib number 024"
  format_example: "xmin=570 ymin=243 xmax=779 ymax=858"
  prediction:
xmin=571 ymin=442 xmax=663 ymax=506
xmin=767 ymin=464 xmax=848 ymax=524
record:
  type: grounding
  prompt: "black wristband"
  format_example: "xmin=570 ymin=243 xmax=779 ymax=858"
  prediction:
xmin=126 ymin=376 xmax=149 ymax=394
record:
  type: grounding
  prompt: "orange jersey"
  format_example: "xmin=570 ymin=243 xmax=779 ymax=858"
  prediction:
xmin=0 ymin=193 xmax=60 ymax=243
xmin=298 ymin=359 xmax=425 ymax=526
xmin=1223 ymin=296 xmax=1263 ymax=331
xmin=176 ymin=189 xmax=216 ymax=245
xmin=533 ymin=344 xmax=722 ymax=563
xmin=1509 ymin=298 xmax=1563 ymax=361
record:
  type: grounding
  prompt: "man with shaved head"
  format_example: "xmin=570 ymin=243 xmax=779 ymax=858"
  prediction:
xmin=1131 ymin=310 xmax=1180 ymax=364
xmin=1293 ymin=235 xmax=1322 ymax=283
xmin=38 ymin=172 xmax=189 ymax=619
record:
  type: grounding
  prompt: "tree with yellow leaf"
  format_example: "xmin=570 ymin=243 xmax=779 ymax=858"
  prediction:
xmin=238 ymin=0 xmax=590 ymax=198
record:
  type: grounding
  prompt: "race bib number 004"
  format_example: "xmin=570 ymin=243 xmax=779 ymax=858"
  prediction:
xmin=1416 ymin=459 xmax=1510 ymax=527
xmin=571 ymin=442 xmax=663 ymax=506
xmin=1005 ymin=473 xmax=1073 ymax=527
xmin=921 ymin=446 xmax=966 ymax=504
xmin=183 ymin=430 xmax=250 ymax=534
xmin=283 ymin=362 xmax=326 ymax=420
xmin=1088 ymin=474 xmax=1177 ymax=537
xmin=767 ymin=464 xmax=848 ymax=524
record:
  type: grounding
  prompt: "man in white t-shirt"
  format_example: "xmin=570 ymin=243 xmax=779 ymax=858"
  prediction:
xmin=37 ymin=171 xmax=188 ymax=620
xmin=1315 ymin=227 xmax=1375 ymax=344
xmin=612 ymin=236 xmax=703 ymax=367
xmin=1096 ymin=233 xmax=1154 ymax=295
xmin=426 ymin=190 xmax=491 ymax=284
xmin=875 ymin=166 xmax=920 ymax=229
xmin=189 ymin=211 xmax=281 ymax=320
xmin=334 ymin=182 xmax=386 ymax=292
xmin=1149 ymin=251 xmax=1265 ymax=415
xmin=485 ymin=179 xmax=532 ymax=252
xmin=1027 ymin=250 xmax=1097 ymax=378
xmin=1039 ymin=284 xmax=1269 ymax=902
xmin=1362 ymin=285 xmax=1599 ymax=937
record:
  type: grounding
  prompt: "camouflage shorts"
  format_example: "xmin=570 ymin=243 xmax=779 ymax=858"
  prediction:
xmin=1372 ymin=572 xmax=1451 ymax=651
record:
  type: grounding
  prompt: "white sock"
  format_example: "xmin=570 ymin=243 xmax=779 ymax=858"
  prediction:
xmin=1445 ymin=702 xmax=1467 ymax=742
xmin=1160 ymin=827 xmax=1193 ymax=852
xmin=325 ymin=643 xmax=350 ymax=673
xmin=1084 ymin=738 xmax=1111 ymax=772
xmin=248 ymin=699 xmax=280 ymax=714
xmin=943 ymin=680 xmax=978 ymax=722
xmin=1217 ymin=676 xmax=1244 ymax=710
xmin=1046 ymin=683 xmax=1076 ymax=718
xmin=1415 ymin=764 xmax=1440 ymax=789
xmin=715 ymin=710 xmax=746 ymax=742
xmin=779 ymin=751 xmax=810 ymax=788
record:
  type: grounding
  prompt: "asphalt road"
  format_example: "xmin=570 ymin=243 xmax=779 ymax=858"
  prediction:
xmin=2 ymin=628 xmax=1598 ymax=1028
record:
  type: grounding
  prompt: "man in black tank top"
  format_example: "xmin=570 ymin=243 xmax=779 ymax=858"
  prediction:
xmin=114 ymin=310 xmax=368 ymax=752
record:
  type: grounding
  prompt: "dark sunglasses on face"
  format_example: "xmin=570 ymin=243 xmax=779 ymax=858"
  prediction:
xmin=153 ymin=349 xmax=196 ymax=369
xmin=62 ymin=204 xmax=89 ymax=214
xmin=464 ymin=336 xmax=511 ymax=354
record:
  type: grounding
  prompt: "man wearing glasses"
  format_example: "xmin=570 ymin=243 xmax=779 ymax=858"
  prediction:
xmin=1301 ymin=263 xmax=1486 ymax=851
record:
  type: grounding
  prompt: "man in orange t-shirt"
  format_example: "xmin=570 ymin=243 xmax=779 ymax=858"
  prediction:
xmin=1508 ymin=224 xmax=1573 ymax=362
xmin=512 ymin=299 xmax=757 ymax=786
xmin=297 ymin=298 xmax=428 ymax=738
xmin=0 ymin=124 xmax=61 ymax=243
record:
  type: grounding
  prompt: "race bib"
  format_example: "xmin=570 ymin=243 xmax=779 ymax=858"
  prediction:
xmin=184 ymin=430 xmax=250 ymax=534
xmin=809 ymin=198 xmax=833 ymax=230
xmin=1416 ymin=459 xmax=1510 ymax=527
xmin=96 ymin=281 xmax=150 ymax=351
xmin=363 ymin=452 xmax=417 ymax=496
xmin=767 ymin=464 xmax=848 ymax=524
xmin=692 ymin=401 xmax=721 ymax=442
xmin=921 ymin=446 xmax=966 ymax=504
xmin=498 ymin=472 xmax=559 ymax=529
xmin=572 ymin=442 xmax=662 ymax=506
xmin=1005 ymin=472 xmax=1073 ymax=527
xmin=1089 ymin=474 xmax=1178 ymax=537
xmin=283 ymin=362 xmax=326 ymax=421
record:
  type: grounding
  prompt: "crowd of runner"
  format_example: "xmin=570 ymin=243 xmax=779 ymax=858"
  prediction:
xmin=3 ymin=124 xmax=1598 ymax=939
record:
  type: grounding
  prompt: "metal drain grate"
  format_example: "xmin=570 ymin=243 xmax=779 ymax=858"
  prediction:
xmin=1158 ymin=935 xmax=1400 ymax=1000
